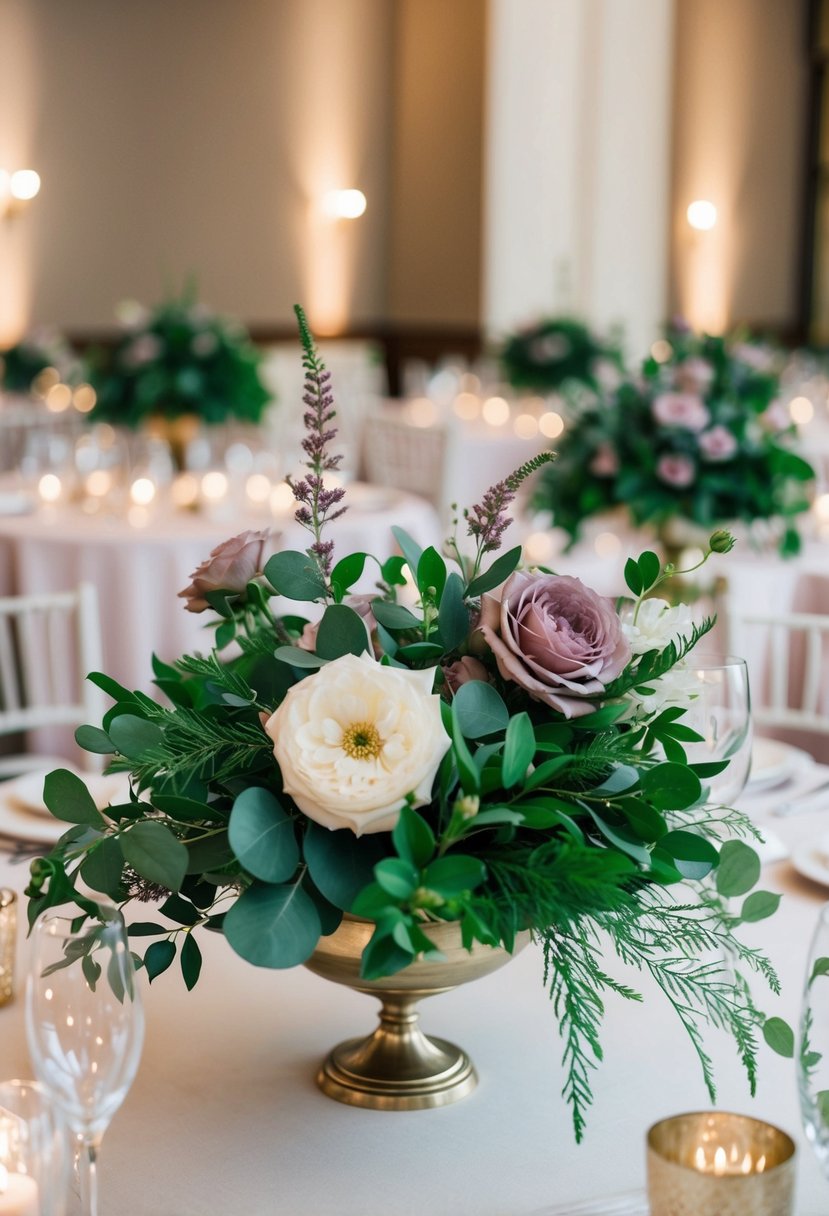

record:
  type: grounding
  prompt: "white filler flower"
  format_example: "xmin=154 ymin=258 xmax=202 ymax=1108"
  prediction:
xmin=264 ymin=652 xmax=451 ymax=835
xmin=621 ymin=597 xmax=693 ymax=657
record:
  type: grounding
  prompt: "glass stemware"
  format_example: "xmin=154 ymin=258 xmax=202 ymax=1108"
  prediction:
xmin=799 ymin=901 xmax=829 ymax=1181
xmin=0 ymin=1079 xmax=70 ymax=1216
xmin=682 ymin=655 xmax=752 ymax=807
xmin=25 ymin=908 xmax=144 ymax=1216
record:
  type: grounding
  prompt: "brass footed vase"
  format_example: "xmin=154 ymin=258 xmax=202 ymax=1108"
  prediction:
xmin=304 ymin=915 xmax=529 ymax=1111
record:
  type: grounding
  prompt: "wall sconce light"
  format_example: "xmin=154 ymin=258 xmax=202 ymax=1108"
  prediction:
xmin=686 ymin=199 xmax=717 ymax=231
xmin=321 ymin=188 xmax=367 ymax=219
xmin=0 ymin=168 xmax=41 ymax=219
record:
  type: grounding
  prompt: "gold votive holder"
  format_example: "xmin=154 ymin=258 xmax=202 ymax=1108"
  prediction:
xmin=646 ymin=1111 xmax=796 ymax=1216
xmin=0 ymin=889 xmax=17 ymax=1006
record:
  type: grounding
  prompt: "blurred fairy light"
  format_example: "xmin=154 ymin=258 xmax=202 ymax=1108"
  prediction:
xmin=651 ymin=340 xmax=673 ymax=363
xmin=72 ymin=383 xmax=97 ymax=413
xmin=37 ymin=473 xmax=62 ymax=503
xmin=46 ymin=383 xmax=72 ymax=412
xmin=523 ymin=531 xmax=555 ymax=564
xmin=201 ymin=471 xmax=228 ymax=502
xmin=539 ymin=411 xmax=564 ymax=439
xmin=593 ymin=532 xmax=621 ymax=558
xmin=482 ymin=396 xmax=510 ymax=427
xmin=130 ymin=477 xmax=156 ymax=506
xmin=408 ymin=397 xmax=439 ymax=428
xmin=513 ymin=413 xmax=539 ymax=439
xmin=686 ymin=199 xmax=717 ymax=231
xmin=453 ymin=392 xmax=480 ymax=421
xmin=789 ymin=396 xmax=814 ymax=425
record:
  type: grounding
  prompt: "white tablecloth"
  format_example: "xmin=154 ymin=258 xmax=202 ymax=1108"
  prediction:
xmin=0 ymin=798 xmax=827 ymax=1214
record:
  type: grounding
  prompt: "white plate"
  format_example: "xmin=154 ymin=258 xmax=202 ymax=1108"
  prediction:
xmin=749 ymin=739 xmax=806 ymax=791
xmin=791 ymin=834 xmax=829 ymax=889
xmin=0 ymin=771 xmax=133 ymax=844
xmin=0 ymin=491 xmax=34 ymax=516
xmin=2 ymin=770 xmax=131 ymax=818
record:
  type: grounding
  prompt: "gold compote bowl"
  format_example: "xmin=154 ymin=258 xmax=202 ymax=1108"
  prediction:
xmin=304 ymin=915 xmax=530 ymax=1111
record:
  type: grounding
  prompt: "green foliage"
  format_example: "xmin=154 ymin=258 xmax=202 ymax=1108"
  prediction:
xmin=499 ymin=315 xmax=623 ymax=394
xmin=532 ymin=326 xmax=815 ymax=556
xmin=86 ymin=286 xmax=270 ymax=428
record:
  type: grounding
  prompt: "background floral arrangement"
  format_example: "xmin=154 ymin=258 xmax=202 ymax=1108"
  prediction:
xmin=0 ymin=326 xmax=78 ymax=394
xmin=86 ymin=284 xmax=271 ymax=428
xmin=28 ymin=309 xmax=792 ymax=1141
xmin=532 ymin=325 xmax=815 ymax=556
xmin=498 ymin=314 xmax=623 ymax=397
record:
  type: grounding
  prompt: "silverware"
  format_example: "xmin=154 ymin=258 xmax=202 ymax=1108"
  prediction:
xmin=773 ymin=781 xmax=829 ymax=817
xmin=527 ymin=1189 xmax=648 ymax=1216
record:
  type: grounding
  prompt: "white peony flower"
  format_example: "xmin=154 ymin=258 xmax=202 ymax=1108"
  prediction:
xmin=264 ymin=652 xmax=451 ymax=836
xmin=621 ymin=598 xmax=694 ymax=657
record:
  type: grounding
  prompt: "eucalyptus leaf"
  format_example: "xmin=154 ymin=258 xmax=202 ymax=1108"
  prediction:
xmin=228 ymin=787 xmax=299 ymax=884
xmin=716 ymin=839 xmax=761 ymax=897
xmin=80 ymin=836 xmax=124 ymax=898
xmin=74 ymin=725 xmax=116 ymax=755
xmin=108 ymin=714 xmax=164 ymax=761
xmin=264 ymin=550 xmax=327 ymax=601
xmin=762 ymin=1016 xmax=794 ymax=1058
xmin=224 ymin=882 xmax=321 ymax=968
xmin=501 ymin=712 xmax=535 ymax=788
xmin=121 ymin=820 xmax=188 ymax=891
xmin=452 ymin=681 xmax=510 ymax=739
xmin=144 ymin=939 xmax=176 ymax=983
xmin=370 ymin=599 xmax=422 ymax=632
xmin=423 ymin=854 xmax=486 ymax=896
xmin=390 ymin=526 xmax=423 ymax=578
xmin=437 ymin=574 xmax=469 ymax=651
xmin=315 ymin=604 xmax=371 ymax=659
xmin=303 ymin=824 xmax=388 ymax=910
xmin=43 ymin=769 xmax=104 ymax=827
xmin=180 ymin=933 xmax=203 ymax=990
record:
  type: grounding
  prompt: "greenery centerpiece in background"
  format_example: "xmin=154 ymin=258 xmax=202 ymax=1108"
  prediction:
xmin=86 ymin=284 xmax=271 ymax=439
xmin=532 ymin=325 xmax=815 ymax=560
xmin=0 ymin=327 xmax=77 ymax=395
xmin=28 ymin=308 xmax=793 ymax=1139
xmin=499 ymin=314 xmax=624 ymax=399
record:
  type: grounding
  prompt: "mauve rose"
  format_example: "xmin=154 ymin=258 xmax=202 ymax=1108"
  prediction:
xmin=589 ymin=443 xmax=619 ymax=477
xmin=652 ymin=392 xmax=710 ymax=432
xmin=442 ymin=656 xmax=490 ymax=697
xmin=698 ymin=425 xmax=738 ymax=462
xmin=673 ymin=356 xmax=715 ymax=394
xmin=178 ymin=528 xmax=269 ymax=613
xmin=759 ymin=399 xmax=790 ymax=433
xmin=656 ymin=453 xmax=695 ymax=488
xmin=477 ymin=572 xmax=630 ymax=718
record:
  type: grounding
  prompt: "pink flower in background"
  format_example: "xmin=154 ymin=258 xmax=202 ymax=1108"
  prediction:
xmin=122 ymin=333 xmax=163 ymax=368
xmin=698 ymin=425 xmax=738 ymax=462
xmin=191 ymin=331 xmax=218 ymax=357
xmin=589 ymin=444 xmax=619 ymax=477
xmin=442 ymin=656 xmax=490 ymax=696
xmin=477 ymin=572 xmax=630 ymax=717
xmin=732 ymin=342 xmax=775 ymax=373
xmin=178 ymin=528 xmax=270 ymax=613
xmin=656 ymin=454 xmax=696 ymax=487
xmin=673 ymin=357 xmax=715 ymax=394
xmin=759 ymin=399 xmax=791 ymax=433
xmin=652 ymin=392 xmax=710 ymax=432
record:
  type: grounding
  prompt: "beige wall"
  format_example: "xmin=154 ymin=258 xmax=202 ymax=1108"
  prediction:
xmin=670 ymin=0 xmax=808 ymax=333
xmin=387 ymin=0 xmax=486 ymax=326
xmin=0 ymin=0 xmax=486 ymax=342
xmin=3 ymin=0 xmax=396 ymax=337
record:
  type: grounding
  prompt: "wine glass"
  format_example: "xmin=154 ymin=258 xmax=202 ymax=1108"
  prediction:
xmin=799 ymin=901 xmax=829 ymax=1181
xmin=25 ymin=907 xmax=144 ymax=1216
xmin=682 ymin=655 xmax=752 ymax=806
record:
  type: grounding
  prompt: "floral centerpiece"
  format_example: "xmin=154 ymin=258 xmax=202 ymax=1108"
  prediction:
xmin=531 ymin=326 xmax=815 ymax=558
xmin=0 ymin=327 xmax=77 ymax=394
xmin=86 ymin=285 xmax=270 ymax=431
xmin=27 ymin=309 xmax=792 ymax=1140
xmin=499 ymin=314 xmax=623 ymax=397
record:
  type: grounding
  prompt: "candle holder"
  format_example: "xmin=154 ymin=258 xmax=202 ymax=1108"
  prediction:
xmin=0 ymin=890 xmax=16 ymax=1007
xmin=647 ymin=1111 xmax=796 ymax=1216
xmin=0 ymin=1079 xmax=70 ymax=1215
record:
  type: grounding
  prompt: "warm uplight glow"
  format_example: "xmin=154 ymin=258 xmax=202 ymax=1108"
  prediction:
xmin=130 ymin=477 xmax=156 ymax=506
xmin=482 ymin=396 xmax=510 ymax=427
xmin=687 ymin=199 xmax=717 ymax=231
xmin=322 ymin=188 xmax=367 ymax=219
xmin=37 ymin=474 xmax=62 ymax=503
xmin=789 ymin=395 xmax=814 ymax=425
xmin=9 ymin=169 xmax=40 ymax=201
xmin=539 ymin=411 xmax=564 ymax=439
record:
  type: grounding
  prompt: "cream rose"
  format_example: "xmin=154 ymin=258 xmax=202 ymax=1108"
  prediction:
xmin=264 ymin=652 xmax=451 ymax=835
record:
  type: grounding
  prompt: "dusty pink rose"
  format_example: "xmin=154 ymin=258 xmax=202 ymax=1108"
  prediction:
xmin=673 ymin=357 xmax=715 ymax=394
xmin=297 ymin=594 xmax=377 ymax=653
xmin=698 ymin=425 xmax=738 ymax=461
xmin=759 ymin=399 xmax=790 ymax=433
xmin=477 ymin=572 xmax=630 ymax=718
xmin=731 ymin=342 xmax=775 ymax=373
xmin=442 ymin=656 xmax=490 ymax=697
xmin=656 ymin=454 xmax=696 ymax=487
xmin=652 ymin=392 xmax=710 ymax=432
xmin=589 ymin=443 xmax=619 ymax=477
xmin=178 ymin=528 xmax=270 ymax=613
